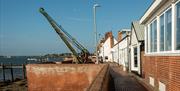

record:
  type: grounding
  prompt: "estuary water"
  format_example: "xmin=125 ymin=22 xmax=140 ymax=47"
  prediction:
xmin=0 ymin=56 xmax=63 ymax=81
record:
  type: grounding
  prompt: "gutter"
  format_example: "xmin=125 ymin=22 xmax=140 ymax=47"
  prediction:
xmin=140 ymin=0 xmax=163 ymax=24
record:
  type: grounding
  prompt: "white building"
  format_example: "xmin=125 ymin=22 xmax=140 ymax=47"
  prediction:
xmin=129 ymin=21 xmax=144 ymax=75
xmin=112 ymin=29 xmax=131 ymax=71
xmin=98 ymin=31 xmax=117 ymax=62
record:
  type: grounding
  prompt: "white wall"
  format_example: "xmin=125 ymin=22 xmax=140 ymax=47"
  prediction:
xmin=99 ymin=37 xmax=117 ymax=62
xmin=130 ymin=27 xmax=142 ymax=75
xmin=112 ymin=44 xmax=118 ymax=63
xmin=112 ymin=36 xmax=130 ymax=71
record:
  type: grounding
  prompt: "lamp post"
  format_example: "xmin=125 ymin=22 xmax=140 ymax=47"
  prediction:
xmin=93 ymin=4 xmax=100 ymax=64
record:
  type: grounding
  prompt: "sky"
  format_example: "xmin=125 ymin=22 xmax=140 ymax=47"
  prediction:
xmin=0 ymin=0 xmax=153 ymax=56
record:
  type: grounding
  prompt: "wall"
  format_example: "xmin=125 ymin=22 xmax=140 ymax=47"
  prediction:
xmin=142 ymin=56 xmax=180 ymax=91
xmin=103 ymin=37 xmax=112 ymax=62
xmin=118 ymin=31 xmax=123 ymax=41
xmin=99 ymin=36 xmax=117 ymax=62
xmin=130 ymin=27 xmax=142 ymax=74
xmin=112 ymin=36 xmax=130 ymax=71
xmin=26 ymin=64 xmax=109 ymax=91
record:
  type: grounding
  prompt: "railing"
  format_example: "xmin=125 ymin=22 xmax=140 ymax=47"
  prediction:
xmin=0 ymin=63 xmax=26 ymax=82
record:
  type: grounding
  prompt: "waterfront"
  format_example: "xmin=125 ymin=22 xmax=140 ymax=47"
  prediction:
xmin=0 ymin=56 xmax=63 ymax=81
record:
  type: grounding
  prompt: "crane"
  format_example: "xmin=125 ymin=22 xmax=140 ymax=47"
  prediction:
xmin=39 ymin=8 xmax=90 ymax=64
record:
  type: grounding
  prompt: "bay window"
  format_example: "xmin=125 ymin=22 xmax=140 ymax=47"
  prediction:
xmin=150 ymin=20 xmax=157 ymax=52
xmin=145 ymin=1 xmax=180 ymax=54
xmin=160 ymin=8 xmax=172 ymax=51
xmin=165 ymin=9 xmax=172 ymax=51
xmin=176 ymin=2 xmax=180 ymax=50
xmin=160 ymin=15 xmax=164 ymax=51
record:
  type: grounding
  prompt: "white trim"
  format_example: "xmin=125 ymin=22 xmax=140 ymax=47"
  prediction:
xmin=145 ymin=2 xmax=180 ymax=54
xmin=157 ymin=15 xmax=160 ymax=52
xmin=175 ymin=1 xmax=180 ymax=50
xmin=148 ymin=24 xmax=150 ymax=53
xmin=137 ymin=44 xmax=141 ymax=75
xmin=149 ymin=19 xmax=157 ymax=52
xmin=131 ymin=46 xmax=138 ymax=71
xmin=145 ymin=52 xmax=180 ymax=56
xmin=140 ymin=0 xmax=163 ymax=24
xmin=145 ymin=26 xmax=147 ymax=54
xmin=172 ymin=3 xmax=176 ymax=52
xmin=175 ymin=0 xmax=180 ymax=5
xmin=159 ymin=7 xmax=172 ymax=51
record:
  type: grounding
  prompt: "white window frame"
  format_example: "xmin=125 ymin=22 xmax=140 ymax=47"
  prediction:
xmin=145 ymin=1 xmax=180 ymax=56
xmin=148 ymin=19 xmax=157 ymax=53
xmin=174 ymin=1 xmax=180 ymax=52
xmin=159 ymin=7 xmax=172 ymax=52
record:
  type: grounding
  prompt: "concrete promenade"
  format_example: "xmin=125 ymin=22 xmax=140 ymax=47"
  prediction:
xmin=109 ymin=63 xmax=148 ymax=91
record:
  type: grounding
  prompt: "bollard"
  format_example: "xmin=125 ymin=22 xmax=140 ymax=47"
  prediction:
xmin=22 ymin=64 xmax=26 ymax=79
xmin=10 ymin=63 xmax=14 ymax=82
xmin=1 ymin=63 xmax=5 ymax=82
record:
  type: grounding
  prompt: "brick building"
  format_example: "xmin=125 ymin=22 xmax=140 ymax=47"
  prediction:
xmin=140 ymin=0 xmax=180 ymax=91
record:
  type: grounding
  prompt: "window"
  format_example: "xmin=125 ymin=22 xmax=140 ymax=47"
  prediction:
xmin=134 ymin=47 xmax=138 ymax=67
xmin=160 ymin=8 xmax=172 ymax=51
xmin=165 ymin=9 xmax=172 ymax=51
xmin=146 ymin=1 xmax=180 ymax=54
xmin=160 ymin=15 xmax=165 ymax=51
xmin=176 ymin=2 xmax=180 ymax=50
xmin=150 ymin=20 xmax=157 ymax=52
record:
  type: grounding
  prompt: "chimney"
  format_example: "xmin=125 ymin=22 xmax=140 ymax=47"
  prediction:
xmin=105 ymin=31 xmax=114 ymax=48
xmin=118 ymin=31 xmax=123 ymax=41
xmin=105 ymin=32 xmax=111 ymax=40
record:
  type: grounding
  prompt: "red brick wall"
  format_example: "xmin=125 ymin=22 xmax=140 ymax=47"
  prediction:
xmin=110 ymin=36 xmax=114 ymax=48
xmin=104 ymin=31 xmax=114 ymax=48
xmin=26 ymin=64 xmax=106 ymax=91
xmin=140 ymin=51 xmax=145 ymax=78
xmin=105 ymin=32 xmax=112 ymax=40
xmin=118 ymin=32 xmax=123 ymax=41
xmin=142 ymin=56 xmax=180 ymax=91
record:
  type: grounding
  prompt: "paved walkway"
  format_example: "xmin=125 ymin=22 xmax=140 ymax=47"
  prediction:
xmin=109 ymin=63 xmax=148 ymax=91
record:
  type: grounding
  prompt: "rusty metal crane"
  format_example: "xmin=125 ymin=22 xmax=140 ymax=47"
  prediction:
xmin=39 ymin=8 xmax=90 ymax=64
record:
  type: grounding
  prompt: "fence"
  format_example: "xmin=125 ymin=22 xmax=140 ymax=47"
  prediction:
xmin=0 ymin=63 xmax=26 ymax=82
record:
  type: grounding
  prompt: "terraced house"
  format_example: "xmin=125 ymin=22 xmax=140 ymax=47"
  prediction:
xmin=98 ymin=31 xmax=117 ymax=62
xmin=129 ymin=21 xmax=145 ymax=76
xmin=112 ymin=29 xmax=131 ymax=71
xmin=140 ymin=0 xmax=180 ymax=91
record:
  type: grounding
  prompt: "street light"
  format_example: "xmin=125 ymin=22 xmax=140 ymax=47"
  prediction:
xmin=93 ymin=4 xmax=100 ymax=64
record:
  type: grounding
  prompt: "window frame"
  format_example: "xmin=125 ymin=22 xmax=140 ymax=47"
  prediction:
xmin=175 ymin=1 xmax=180 ymax=51
xmin=159 ymin=14 xmax=165 ymax=51
xmin=159 ymin=7 xmax=172 ymax=52
xmin=145 ymin=1 xmax=180 ymax=55
xmin=148 ymin=19 xmax=157 ymax=53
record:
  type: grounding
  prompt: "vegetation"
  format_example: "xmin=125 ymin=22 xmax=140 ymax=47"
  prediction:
xmin=44 ymin=53 xmax=72 ymax=58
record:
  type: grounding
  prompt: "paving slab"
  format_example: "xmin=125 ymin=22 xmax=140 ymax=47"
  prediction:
xmin=109 ymin=63 xmax=148 ymax=91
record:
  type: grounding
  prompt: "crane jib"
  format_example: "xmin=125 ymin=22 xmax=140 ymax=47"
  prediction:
xmin=39 ymin=7 xmax=90 ymax=63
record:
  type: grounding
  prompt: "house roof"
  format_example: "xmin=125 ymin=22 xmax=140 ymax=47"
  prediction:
xmin=140 ymin=0 xmax=172 ymax=24
xmin=132 ymin=21 xmax=144 ymax=41
xmin=119 ymin=29 xmax=131 ymax=32
xmin=113 ymin=35 xmax=128 ymax=47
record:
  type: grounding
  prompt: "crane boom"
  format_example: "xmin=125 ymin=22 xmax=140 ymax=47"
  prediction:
xmin=39 ymin=8 xmax=83 ymax=63
xmin=59 ymin=26 xmax=89 ymax=54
